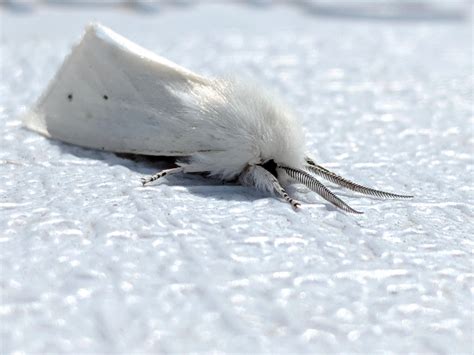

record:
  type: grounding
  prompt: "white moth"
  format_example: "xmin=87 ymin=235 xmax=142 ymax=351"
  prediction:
xmin=23 ymin=23 xmax=412 ymax=213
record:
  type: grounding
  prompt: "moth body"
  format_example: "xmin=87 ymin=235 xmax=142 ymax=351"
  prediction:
xmin=23 ymin=23 xmax=413 ymax=213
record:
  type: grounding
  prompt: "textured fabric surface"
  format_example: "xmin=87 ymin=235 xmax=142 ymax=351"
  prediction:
xmin=1 ymin=3 xmax=472 ymax=354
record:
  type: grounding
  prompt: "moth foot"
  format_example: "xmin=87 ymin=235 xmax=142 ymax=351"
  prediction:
xmin=290 ymin=200 xmax=301 ymax=210
xmin=141 ymin=177 xmax=151 ymax=186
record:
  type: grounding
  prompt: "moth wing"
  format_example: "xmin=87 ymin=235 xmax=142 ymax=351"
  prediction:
xmin=22 ymin=23 xmax=219 ymax=156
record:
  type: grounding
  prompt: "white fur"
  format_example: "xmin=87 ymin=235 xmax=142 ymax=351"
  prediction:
xmin=176 ymin=79 xmax=306 ymax=180
xmin=239 ymin=165 xmax=279 ymax=195
xmin=23 ymin=23 xmax=306 ymax=196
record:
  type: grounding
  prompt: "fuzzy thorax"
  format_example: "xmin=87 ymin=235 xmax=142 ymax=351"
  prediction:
xmin=177 ymin=79 xmax=306 ymax=180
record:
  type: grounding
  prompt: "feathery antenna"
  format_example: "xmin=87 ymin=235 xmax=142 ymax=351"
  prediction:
xmin=305 ymin=157 xmax=413 ymax=199
xmin=280 ymin=166 xmax=363 ymax=214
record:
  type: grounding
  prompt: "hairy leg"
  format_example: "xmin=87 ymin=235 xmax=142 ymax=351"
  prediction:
xmin=141 ymin=167 xmax=184 ymax=186
xmin=239 ymin=165 xmax=300 ymax=209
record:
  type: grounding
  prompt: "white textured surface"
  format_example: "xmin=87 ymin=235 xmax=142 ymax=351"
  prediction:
xmin=1 ymin=3 xmax=473 ymax=354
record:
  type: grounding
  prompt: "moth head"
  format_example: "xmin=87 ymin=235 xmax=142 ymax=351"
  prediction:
xmin=258 ymin=126 xmax=306 ymax=176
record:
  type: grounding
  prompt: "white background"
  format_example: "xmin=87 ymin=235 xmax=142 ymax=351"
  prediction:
xmin=1 ymin=1 xmax=472 ymax=353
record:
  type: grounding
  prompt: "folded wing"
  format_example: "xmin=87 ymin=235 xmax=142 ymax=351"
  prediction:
xmin=22 ymin=23 xmax=222 ymax=156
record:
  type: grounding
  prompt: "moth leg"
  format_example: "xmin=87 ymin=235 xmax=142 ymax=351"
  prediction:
xmin=272 ymin=178 xmax=301 ymax=210
xmin=141 ymin=167 xmax=184 ymax=186
xmin=240 ymin=165 xmax=301 ymax=209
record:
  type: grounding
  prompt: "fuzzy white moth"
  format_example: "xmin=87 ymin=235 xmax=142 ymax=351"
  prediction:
xmin=23 ymin=23 xmax=413 ymax=213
